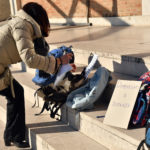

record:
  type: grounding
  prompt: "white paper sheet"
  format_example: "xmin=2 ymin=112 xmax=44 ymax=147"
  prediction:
xmin=85 ymin=54 xmax=98 ymax=78
xmin=54 ymin=64 xmax=72 ymax=87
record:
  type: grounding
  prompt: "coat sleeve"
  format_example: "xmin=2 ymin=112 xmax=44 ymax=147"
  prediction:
xmin=11 ymin=21 xmax=57 ymax=74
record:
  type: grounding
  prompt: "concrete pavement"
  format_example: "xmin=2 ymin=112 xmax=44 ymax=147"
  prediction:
xmin=48 ymin=25 xmax=150 ymax=58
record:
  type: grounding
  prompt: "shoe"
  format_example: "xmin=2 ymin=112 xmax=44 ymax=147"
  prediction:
xmin=4 ymin=139 xmax=11 ymax=146
xmin=13 ymin=140 xmax=30 ymax=148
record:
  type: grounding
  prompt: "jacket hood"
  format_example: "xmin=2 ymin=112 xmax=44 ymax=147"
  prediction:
xmin=15 ymin=9 xmax=42 ymax=38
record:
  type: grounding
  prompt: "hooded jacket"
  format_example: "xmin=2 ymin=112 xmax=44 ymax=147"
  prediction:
xmin=0 ymin=10 xmax=56 ymax=92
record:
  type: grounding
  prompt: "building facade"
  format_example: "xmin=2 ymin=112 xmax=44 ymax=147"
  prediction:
xmin=0 ymin=0 xmax=150 ymax=25
xmin=21 ymin=0 xmax=142 ymax=18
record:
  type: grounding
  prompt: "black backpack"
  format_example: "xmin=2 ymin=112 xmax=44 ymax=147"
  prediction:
xmin=33 ymin=37 xmax=86 ymax=119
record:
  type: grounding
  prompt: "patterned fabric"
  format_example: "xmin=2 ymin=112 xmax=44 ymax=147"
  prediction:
xmin=139 ymin=71 xmax=150 ymax=84
xmin=131 ymin=71 xmax=150 ymax=127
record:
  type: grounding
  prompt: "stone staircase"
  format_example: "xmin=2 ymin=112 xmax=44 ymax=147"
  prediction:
xmin=0 ymin=59 xmax=145 ymax=150
xmin=1 ymin=25 xmax=150 ymax=150
xmin=0 ymin=66 xmax=108 ymax=150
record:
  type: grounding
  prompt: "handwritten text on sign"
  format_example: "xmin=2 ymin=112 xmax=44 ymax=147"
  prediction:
xmin=103 ymin=80 xmax=142 ymax=129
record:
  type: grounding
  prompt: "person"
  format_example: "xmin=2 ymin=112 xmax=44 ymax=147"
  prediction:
xmin=0 ymin=2 xmax=74 ymax=148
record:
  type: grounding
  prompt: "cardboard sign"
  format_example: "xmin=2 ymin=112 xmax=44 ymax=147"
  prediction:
xmin=103 ymin=80 xmax=142 ymax=129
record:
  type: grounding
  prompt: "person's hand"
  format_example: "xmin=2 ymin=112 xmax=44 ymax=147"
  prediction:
xmin=70 ymin=63 xmax=76 ymax=72
xmin=60 ymin=53 xmax=73 ymax=65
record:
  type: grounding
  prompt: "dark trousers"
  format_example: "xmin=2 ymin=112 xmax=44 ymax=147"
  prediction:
xmin=0 ymin=79 xmax=25 ymax=142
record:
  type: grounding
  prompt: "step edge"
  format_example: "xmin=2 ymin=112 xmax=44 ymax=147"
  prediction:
xmin=21 ymin=82 xmax=140 ymax=148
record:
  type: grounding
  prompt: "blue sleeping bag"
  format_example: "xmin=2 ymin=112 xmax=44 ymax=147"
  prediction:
xmin=66 ymin=67 xmax=111 ymax=110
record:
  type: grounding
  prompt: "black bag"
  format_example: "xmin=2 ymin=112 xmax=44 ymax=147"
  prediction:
xmin=33 ymin=71 xmax=86 ymax=119
xmin=33 ymin=37 xmax=86 ymax=119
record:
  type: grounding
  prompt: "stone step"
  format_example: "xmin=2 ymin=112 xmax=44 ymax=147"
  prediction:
xmin=46 ymin=26 xmax=150 ymax=77
xmin=11 ymin=26 xmax=150 ymax=80
xmin=11 ymin=48 xmax=148 ymax=78
xmin=0 ymin=120 xmax=32 ymax=150
xmin=10 ymin=65 xmax=138 ymax=106
xmin=77 ymin=106 xmax=145 ymax=150
xmin=0 ymin=94 xmax=108 ymax=150
xmin=9 ymin=66 xmax=145 ymax=150
xmin=64 ymin=73 xmax=144 ymax=150
xmin=11 ymin=44 xmax=149 ymax=79
xmin=49 ymin=44 xmax=148 ymax=78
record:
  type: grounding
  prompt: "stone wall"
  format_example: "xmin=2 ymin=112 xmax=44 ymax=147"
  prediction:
xmin=0 ymin=0 xmax=11 ymax=21
xmin=21 ymin=0 xmax=142 ymax=18
xmin=142 ymin=0 xmax=150 ymax=15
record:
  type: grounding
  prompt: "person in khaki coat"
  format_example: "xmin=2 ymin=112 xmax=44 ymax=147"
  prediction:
xmin=0 ymin=2 xmax=73 ymax=148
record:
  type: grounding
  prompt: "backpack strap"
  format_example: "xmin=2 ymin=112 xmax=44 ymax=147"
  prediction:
xmin=50 ymin=102 xmax=65 ymax=119
xmin=32 ymin=88 xmax=42 ymax=108
xmin=34 ymin=100 xmax=65 ymax=120
xmin=145 ymin=120 xmax=150 ymax=148
xmin=137 ymin=139 xmax=145 ymax=150
xmin=35 ymin=101 xmax=52 ymax=116
xmin=137 ymin=119 xmax=150 ymax=150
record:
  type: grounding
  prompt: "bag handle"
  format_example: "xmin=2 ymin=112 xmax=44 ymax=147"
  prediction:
xmin=137 ymin=139 xmax=145 ymax=150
